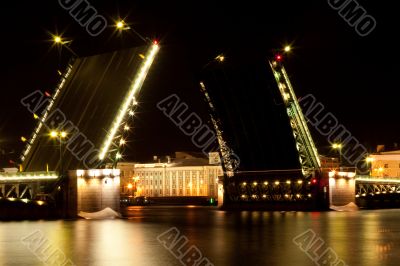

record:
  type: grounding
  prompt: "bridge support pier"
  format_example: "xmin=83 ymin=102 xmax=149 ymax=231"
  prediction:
xmin=68 ymin=169 xmax=121 ymax=217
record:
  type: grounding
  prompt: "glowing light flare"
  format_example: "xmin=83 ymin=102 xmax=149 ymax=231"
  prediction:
xmin=36 ymin=200 xmax=45 ymax=206
xmin=284 ymin=46 xmax=291 ymax=52
xmin=76 ymin=170 xmax=84 ymax=177
xmin=54 ymin=36 xmax=62 ymax=43
xmin=127 ymin=183 xmax=133 ymax=189
xmin=116 ymin=21 xmax=125 ymax=29
xmin=99 ymin=43 xmax=159 ymax=160
xmin=366 ymin=157 xmax=375 ymax=163
xmin=216 ymin=55 xmax=225 ymax=62
xmin=50 ymin=131 xmax=58 ymax=138
xmin=332 ymin=143 xmax=342 ymax=149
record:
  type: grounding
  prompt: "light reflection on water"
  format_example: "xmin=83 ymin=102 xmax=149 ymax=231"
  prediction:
xmin=0 ymin=207 xmax=399 ymax=265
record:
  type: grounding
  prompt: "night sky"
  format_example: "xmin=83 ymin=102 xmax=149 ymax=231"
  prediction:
xmin=0 ymin=0 xmax=397 ymax=166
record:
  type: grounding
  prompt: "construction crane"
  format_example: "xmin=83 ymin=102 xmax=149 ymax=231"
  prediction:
xmin=269 ymin=55 xmax=321 ymax=179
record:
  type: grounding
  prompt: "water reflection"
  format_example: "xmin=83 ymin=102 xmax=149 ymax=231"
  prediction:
xmin=0 ymin=207 xmax=399 ymax=265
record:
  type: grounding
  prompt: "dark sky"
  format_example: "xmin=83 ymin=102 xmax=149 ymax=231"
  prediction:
xmin=0 ymin=0 xmax=398 ymax=165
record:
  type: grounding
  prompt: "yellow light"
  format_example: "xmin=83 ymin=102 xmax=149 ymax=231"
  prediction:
xmin=124 ymin=125 xmax=130 ymax=131
xmin=128 ymin=110 xmax=135 ymax=116
xmin=275 ymin=181 xmax=279 ymax=185
xmin=54 ymin=36 xmax=62 ymax=43
xmin=99 ymin=43 xmax=159 ymax=160
xmin=116 ymin=153 xmax=122 ymax=160
xmin=50 ymin=131 xmax=58 ymax=138
xmin=139 ymin=54 xmax=145 ymax=59
xmin=242 ymin=182 xmax=247 ymax=186
xmin=253 ymin=182 xmax=257 ymax=186
xmin=366 ymin=157 xmax=375 ymax=163
xmin=332 ymin=143 xmax=342 ymax=149
xmin=127 ymin=183 xmax=133 ymax=189
xmin=33 ymin=114 xmax=39 ymax=119
xmin=286 ymin=180 xmax=291 ymax=184
xmin=297 ymin=180 xmax=303 ymax=184
xmin=21 ymin=136 xmax=27 ymax=142
xmin=60 ymin=131 xmax=67 ymax=138
xmin=264 ymin=181 xmax=268 ymax=185
xmin=284 ymin=46 xmax=291 ymax=52
xmin=119 ymin=138 xmax=126 ymax=146
xmin=216 ymin=55 xmax=224 ymax=62
xmin=116 ymin=21 xmax=124 ymax=29
xmin=0 ymin=173 xmax=58 ymax=181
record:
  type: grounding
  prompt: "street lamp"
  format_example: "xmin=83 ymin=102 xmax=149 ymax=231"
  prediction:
xmin=52 ymin=34 xmax=78 ymax=57
xmin=284 ymin=45 xmax=291 ymax=52
xmin=332 ymin=143 xmax=343 ymax=167
xmin=114 ymin=19 xmax=148 ymax=43
xmin=50 ymin=131 xmax=67 ymax=176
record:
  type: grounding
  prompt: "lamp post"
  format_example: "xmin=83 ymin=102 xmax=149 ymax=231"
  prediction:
xmin=50 ymin=131 xmax=67 ymax=176
xmin=52 ymin=35 xmax=78 ymax=57
xmin=332 ymin=143 xmax=343 ymax=168
xmin=115 ymin=20 xmax=149 ymax=43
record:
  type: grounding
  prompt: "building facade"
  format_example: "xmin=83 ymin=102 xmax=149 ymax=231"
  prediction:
xmin=369 ymin=151 xmax=400 ymax=178
xmin=117 ymin=152 xmax=223 ymax=198
xmin=133 ymin=164 xmax=222 ymax=198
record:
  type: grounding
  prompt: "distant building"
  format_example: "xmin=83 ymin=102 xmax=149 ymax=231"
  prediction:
xmin=369 ymin=150 xmax=400 ymax=177
xmin=117 ymin=162 xmax=137 ymax=195
xmin=319 ymin=155 xmax=340 ymax=171
xmin=117 ymin=152 xmax=223 ymax=198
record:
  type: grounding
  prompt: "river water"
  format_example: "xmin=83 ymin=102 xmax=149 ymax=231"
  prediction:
xmin=0 ymin=206 xmax=399 ymax=265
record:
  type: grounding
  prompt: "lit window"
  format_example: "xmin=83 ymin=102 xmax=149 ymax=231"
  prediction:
xmin=384 ymin=164 xmax=389 ymax=168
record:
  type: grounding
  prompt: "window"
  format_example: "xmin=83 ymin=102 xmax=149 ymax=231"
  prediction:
xmin=384 ymin=164 xmax=389 ymax=168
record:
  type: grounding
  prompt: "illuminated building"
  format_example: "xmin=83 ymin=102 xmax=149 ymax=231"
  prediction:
xmin=118 ymin=152 xmax=223 ymax=198
xmin=368 ymin=150 xmax=400 ymax=177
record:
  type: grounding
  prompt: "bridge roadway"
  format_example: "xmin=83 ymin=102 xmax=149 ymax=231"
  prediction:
xmin=355 ymin=176 xmax=400 ymax=208
xmin=0 ymin=171 xmax=59 ymax=204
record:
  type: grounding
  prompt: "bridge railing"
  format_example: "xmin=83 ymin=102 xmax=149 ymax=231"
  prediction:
xmin=355 ymin=175 xmax=400 ymax=183
xmin=0 ymin=172 xmax=58 ymax=182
